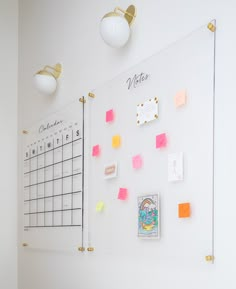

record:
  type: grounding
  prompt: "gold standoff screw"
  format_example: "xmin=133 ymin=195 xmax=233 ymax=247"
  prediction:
xmin=207 ymin=22 xmax=216 ymax=32
xmin=88 ymin=92 xmax=95 ymax=98
xmin=205 ymin=255 xmax=214 ymax=262
xmin=87 ymin=247 xmax=94 ymax=252
xmin=79 ymin=97 xmax=86 ymax=103
xmin=78 ymin=247 xmax=85 ymax=252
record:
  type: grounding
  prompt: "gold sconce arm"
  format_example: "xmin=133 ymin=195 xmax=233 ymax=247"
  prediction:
xmin=42 ymin=63 xmax=62 ymax=79
xmin=114 ymin=5 xmax=136 ymax=26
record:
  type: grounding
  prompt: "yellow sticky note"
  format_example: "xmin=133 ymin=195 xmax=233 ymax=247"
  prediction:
xmin=96 ymin=201 xmax=105 ymax=212
xmin=112 ymin=135 xmax=121 ymax=148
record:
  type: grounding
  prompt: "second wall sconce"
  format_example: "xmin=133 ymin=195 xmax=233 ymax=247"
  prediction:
xmin=34 ymin=63 xmax=62 ymax=95
xmin=100 ymin=5 xmax=137 ymax=48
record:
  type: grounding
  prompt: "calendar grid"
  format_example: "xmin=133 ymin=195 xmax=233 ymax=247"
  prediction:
xmin=23 ymin=127 xmax=83 ymax=229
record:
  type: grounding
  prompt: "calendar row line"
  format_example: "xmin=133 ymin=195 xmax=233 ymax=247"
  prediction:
xmin=24 ymin=172 xmax=82 ymax=188
xmin=24 ymin=190 xmax=82 ymax=202
xmin=24 ymin=158 xmax=82 ymax=185
xmin=24 ymin=225 xmax=82 ymax=228
xmin=24 ymin=208 xmax=82 ymax=215
xmin=24 ymin=193 xmax=82 ymax=214
xmin=24 ymin=177 xmax=82 ymax=199
xmin=24 ymin=208 xmax=82 ymax=227
xmin=24 ymin=154 xmax=82 ymax=174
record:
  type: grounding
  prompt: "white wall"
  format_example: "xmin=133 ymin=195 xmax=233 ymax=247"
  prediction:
xmin=0 ymin=1 xmax=18 ymax=289
xmin=18 ymin=1 xmax=236 ymax=289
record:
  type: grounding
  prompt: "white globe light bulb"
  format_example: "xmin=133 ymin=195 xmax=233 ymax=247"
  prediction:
xmin=34 ymin=74 xmax=57 ymax=95
xmin=100 ymin=15 xmax=130 ymax=48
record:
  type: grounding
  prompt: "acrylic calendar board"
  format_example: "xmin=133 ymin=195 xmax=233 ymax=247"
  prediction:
xmin=87 ymin=21 xmax=215 ymax=264
xmin=21 ymin=99 xmax=85 ymax=251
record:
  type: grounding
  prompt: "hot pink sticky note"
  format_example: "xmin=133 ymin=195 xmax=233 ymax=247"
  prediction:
xmin=92 ymin=144 xmax=100 ymax=156
xmin=118 ymin=188 xmax=128 ymax=200
xmin=132 ymin=154 xmax=143 ymax=169
xmin=106 ymin=109 xmax=114 ymax=122
xmin=156 ymin=133 xmax=167 ymax=148
xmin=174 ymin=90 xmax=187 ymax=107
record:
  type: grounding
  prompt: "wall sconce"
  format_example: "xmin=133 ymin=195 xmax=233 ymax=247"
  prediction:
xmin=100 ymin=5 xmax=136 ymax=48
xmin=34 ymin=63 xmax=62 ymax=95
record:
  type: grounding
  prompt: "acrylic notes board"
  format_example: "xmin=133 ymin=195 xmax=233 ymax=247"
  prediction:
xmin=87 ymin=22 xmax=215 ymax=264
xmin=21 ymin=100 xmax=84 ymax=251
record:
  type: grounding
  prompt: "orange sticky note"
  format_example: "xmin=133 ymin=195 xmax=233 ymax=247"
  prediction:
xmin=156 ymin=133 xmax=167 ymax=149
xmin=178 ymin=203 xmax=191 ymax=218
xmin=112 ymin=135 xmax=121 ymax=148
xmin=174 ymin=90 xmax=187 ymax=107
xmin=118 ymin=188 xmax=128 ymax=200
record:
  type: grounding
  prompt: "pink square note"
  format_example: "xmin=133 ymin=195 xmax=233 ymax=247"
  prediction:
xmin=156 ymin=133 xmax=167 ymax=149
xmin=174 ymin=90 xmax=187 ymax=107
xmin=132 ymin=154 xmax=143 ymax=169
xmin=118 ymin=188 xmax=128 ymax=201
xmin=92 ymin=144 xmax=100 ymax=157
xmin=106 ymin=109 xmax=114 ymax=123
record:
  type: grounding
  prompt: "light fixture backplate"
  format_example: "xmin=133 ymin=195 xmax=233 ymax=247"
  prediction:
xmin=124 ymin=5 xmax=136 ymax=26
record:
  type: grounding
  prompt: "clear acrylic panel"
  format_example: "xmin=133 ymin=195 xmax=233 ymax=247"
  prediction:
xmin=21 ymin=99 xmax=85 ymax=251
xmin=86 ymin=21 xmax=215 ymax=264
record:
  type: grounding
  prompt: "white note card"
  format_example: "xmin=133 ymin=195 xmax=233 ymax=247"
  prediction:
xmin=168 ymin=152 xmax=184 ymax=182
xmin=137 ymin=97 xmax=159 ymax=126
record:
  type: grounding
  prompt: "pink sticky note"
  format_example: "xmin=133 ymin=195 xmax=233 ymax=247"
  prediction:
xmin=174 ymin=90 xmax=187 ymax=107
xmin=132 ymin=154 xmax=143 ymax=169
xmin=118 ymin=188 xmax=128 ymax=200
xmin=92 ymin=144 xmax=100 ymax=156
xmin=156 ymin=133 xmax=167 ymax=148
xmin=106 ymin=109 xmax=114 ymax=122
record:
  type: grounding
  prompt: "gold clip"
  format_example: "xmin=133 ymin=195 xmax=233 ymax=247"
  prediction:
xmin=22 ymin=130 xmax=28 ymax=135
xmin=88 ymin=92 xmax=95 ymax=98
xmin=207 ymin=22 xmax=216 ymax=32
xmin=78 ymin=247 xmax=85 ymax=252
xmin=205 ymin=255 xmax=214 ymax=262
xmin=22 ymin=243 xmax=28 ymax=247
xmin=79 ymin=97 xmax=86 ymax=103
xmin=87 ymin=247 xmax=94 ymax=252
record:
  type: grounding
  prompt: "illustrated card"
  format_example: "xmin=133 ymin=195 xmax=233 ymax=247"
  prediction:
xmin=138 ymin=194 xmax=160 ymax=238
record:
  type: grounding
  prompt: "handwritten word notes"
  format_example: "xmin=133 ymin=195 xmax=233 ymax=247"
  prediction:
xmin=118 ymin=188 xmax=128 ymax=201
xmin=126 ymin=72 xmax=150 ymax=90
xmin=92 ymin=144 xmax=100 ymax=157
xmin=104 ymin=162 xmax=118 ymax=179
xmin=137 ymin=97 xmax=158 ymax=126
xmin=178 ymin=203 xmax=191 ymax=218
xmin=106 ymin=109 xmax=114 ymax=123
xmin=174 ymin=90 xmax=187 ymax=108
xmin=132 ymin=154 xmax=143 ymax=169
xmin=156 ymin=133 xmax=167 ymax=149
xmin=168 ymin=152 xmax=183 ymax=182
xmin=96 ymin=201 xmax=105 ymax=212
xmin=112 ymin=135 xmax=121 ymax=148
